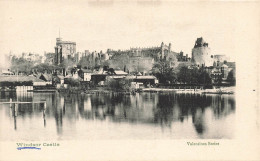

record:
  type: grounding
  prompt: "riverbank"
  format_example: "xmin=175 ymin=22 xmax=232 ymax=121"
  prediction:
xmin=143 ymin=86 xmax=235 ymax=94
xmin=1 ymin=86 xmax=235 ymax=95
xmin=58 ymin=87 xmax=138 ymax=95
xmin=60 ymin=86 xmax=235 ymax=95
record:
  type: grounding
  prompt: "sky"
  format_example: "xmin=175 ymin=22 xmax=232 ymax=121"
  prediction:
xmin=0 ymin=1 xmax=259 ymax=61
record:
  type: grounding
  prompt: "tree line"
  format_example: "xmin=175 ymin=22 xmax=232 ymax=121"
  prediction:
xmin=151 ymin=58 xmax=235 ymax=86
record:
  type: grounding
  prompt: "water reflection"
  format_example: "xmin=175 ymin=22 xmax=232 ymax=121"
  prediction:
xmin=0 ymin=91 xmax=235 ymax=139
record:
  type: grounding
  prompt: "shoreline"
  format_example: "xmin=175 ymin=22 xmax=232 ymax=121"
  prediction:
xmin=142 ymin=86 xmax=235 ymax=94
xmin=0 ymin=86 xmax=235 ymax=95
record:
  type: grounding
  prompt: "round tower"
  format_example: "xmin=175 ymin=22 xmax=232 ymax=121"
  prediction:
xmin=192 ymin=37 xmax=213 ymax=67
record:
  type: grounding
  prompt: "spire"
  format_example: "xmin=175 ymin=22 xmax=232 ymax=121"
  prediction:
xmin=56 ymin=28 xmax=62 ymax=42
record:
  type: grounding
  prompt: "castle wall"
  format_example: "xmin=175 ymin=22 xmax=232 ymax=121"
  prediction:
xmin=128 ymin=57 xmax=154 ymax=73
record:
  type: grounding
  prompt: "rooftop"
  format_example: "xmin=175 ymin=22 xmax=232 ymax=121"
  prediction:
xmin=114 ymin=70 xmax=128 ymax=75
xmin=126 ymin=75 xmax=156 ymax=79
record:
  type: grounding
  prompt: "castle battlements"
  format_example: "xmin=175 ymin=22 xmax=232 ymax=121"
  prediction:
xmin=130 ymin=46 xmax=160 ymax=50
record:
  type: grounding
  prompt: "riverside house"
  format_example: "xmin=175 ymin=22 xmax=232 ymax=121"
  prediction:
xmin=0 ymin=75 xmax=46 ymax=91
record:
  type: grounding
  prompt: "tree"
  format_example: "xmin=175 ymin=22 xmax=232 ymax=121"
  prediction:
xmin=79 ymin=56 xmax=90 ymax=68
xmin=198 ymin=68 xmax=212 ymax=85
xmin=227 ymin=69 xmax=235 ymax=85
xmin=177 ymin=66 xmax=200 ymax=84
xmin=33 ymin=63 xmax=56 ymax=74
xmin=152 ymin=59 xmax=177 ymax=84
xmin=177 ymin=66 xmax=212 ymax=85
xmin=190 ymin=67 xmax=200 ymax=84
xmin=177 ymin=66 xmax=190 ymax=84
xmin=10 ymin=57 xmax=34 ymax=75
xmin=60 ymin=59 xmax=75 ymax=69
xmin=107 ymin=68 xmax=116 ymax=75
xmin=101 ymin=60 xmax=110 ymax=67
xmin=64 ymin=78 xmax=80 ymax=87
xmin=103 ymin=65 xmax=109 ymax=72
xmin=106 ymin=78 xmax=131 ymax=91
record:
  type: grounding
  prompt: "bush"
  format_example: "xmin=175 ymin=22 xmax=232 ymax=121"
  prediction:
xmin=64 ymin=78 xmax=80 ymax=87
xmin=106 ymin=78 xmax=131 ymax=91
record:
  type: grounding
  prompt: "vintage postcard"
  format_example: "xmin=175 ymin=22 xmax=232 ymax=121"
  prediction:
xmin=0 ymin=0 xmax=259 ymax=160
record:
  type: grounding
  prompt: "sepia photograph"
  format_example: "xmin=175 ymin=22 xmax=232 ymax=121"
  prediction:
xmin=0 ymin=0 xmax=259 ymax=160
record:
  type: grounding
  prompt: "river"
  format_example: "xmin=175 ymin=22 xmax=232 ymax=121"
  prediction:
xmin=0 ymin=91 xmax=235 ymax=140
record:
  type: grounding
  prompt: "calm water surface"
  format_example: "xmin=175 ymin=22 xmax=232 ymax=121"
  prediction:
xmin=0 ymin=91 xmax=235 ymax=140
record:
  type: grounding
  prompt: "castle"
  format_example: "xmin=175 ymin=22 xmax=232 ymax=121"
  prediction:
xmin=52 ymin=35 xmax=234 ymax=79
xmin=108 ymin=42 xmax=172 ymax=61
xmin=106 ymin=42 xmax=191 ymax=73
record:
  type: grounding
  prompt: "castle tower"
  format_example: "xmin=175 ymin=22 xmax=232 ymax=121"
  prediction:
xmin=160 ymin=42 xmax=164 ymax=59
xmin=191 ymin=37 xmax=213 ymax=67
xmin=161 ymin=42 xmax=164 ymax=47
xmin=169 ymin=43 xmax=172 ymax=52
xmin=55 ymin=45 xmax=62 ymax=64
xmin=54 ymin=34 xmax=76 ymax=65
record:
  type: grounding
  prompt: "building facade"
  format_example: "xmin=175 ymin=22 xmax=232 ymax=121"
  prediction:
xmin=21 ymin=52 xmax=43 ymax=64
xmin=213 ymin=55 xmax=230 ymax=63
